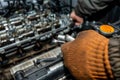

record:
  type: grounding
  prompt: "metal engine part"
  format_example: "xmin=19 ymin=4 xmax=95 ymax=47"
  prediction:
xmin=0 ymin=0 xmax=80 ymax=80
xmin=0 ymin=1 xmax=78 ymax=80
xmin=10 ymin=47 xmax=70 ymax=80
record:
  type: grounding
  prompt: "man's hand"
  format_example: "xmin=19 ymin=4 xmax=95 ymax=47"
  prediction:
xmin=70 ymin=11 xmax=84 ymax=26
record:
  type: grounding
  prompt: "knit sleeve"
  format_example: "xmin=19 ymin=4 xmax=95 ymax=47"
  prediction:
xmin=109 ymin=38 xmax=120 ymax=79
xmin=61 ymin=30 xmax=113 ymax=80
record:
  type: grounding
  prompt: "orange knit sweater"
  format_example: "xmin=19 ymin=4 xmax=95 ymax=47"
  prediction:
xmin=61 ymin=30 xmax=114 ymax=80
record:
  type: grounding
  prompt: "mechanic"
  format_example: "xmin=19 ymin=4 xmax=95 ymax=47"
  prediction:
xmin=62 ymin=0 xmax=120 ymax=80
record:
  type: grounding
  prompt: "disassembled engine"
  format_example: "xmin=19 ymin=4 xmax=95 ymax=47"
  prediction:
xmin=0 ymin=0 xmax=79 ymax=80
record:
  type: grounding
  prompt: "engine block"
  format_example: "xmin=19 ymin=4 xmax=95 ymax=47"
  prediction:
xmin=0 ymin=1 xmax=77 ymax=79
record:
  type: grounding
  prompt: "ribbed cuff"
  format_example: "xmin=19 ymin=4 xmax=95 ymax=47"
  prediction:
xmin=109 ymin=38 xmax=120 ymax=79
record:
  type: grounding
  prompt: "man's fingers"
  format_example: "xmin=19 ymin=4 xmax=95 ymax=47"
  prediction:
xmin=75 ymin=22 xmax=81 ymax=26
xmin=70 ymin=11 xmax=83 ymax=26
xmin=74 ymin=16 xmax=83 ymax=26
